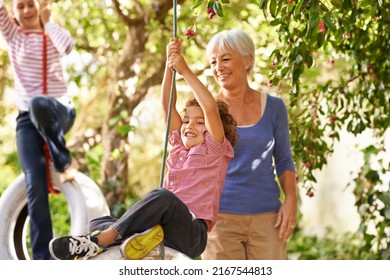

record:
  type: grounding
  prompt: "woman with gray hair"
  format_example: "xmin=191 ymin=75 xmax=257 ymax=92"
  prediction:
xmin=202 ymin=30 xmax=298 ymax=260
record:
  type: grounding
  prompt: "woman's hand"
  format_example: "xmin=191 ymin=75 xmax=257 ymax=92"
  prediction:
xmin=275 ymin=197 xmax=297 ymax=242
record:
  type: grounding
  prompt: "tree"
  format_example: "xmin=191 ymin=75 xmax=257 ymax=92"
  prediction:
xmin=204 ymin=0 xmax=389 ymax=259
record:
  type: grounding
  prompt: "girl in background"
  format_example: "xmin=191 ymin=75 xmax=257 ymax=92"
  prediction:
xmin=0 ymin=0 xmax=76 ymax=259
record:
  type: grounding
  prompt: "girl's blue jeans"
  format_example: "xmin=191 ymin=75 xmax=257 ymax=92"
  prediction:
xmin=89 ymin=188 xmax=208 ymax=259
xmin=16 ymin=96 xmax=75 ymax=260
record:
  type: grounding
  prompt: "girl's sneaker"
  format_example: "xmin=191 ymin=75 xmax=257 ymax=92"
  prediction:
xmin=120 ymin=225 xmax=164 ymax=260
xmin=49 ymin=230 xmax=106 ymax=260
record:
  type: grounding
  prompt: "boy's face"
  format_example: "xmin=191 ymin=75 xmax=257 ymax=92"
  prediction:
xmin=12 ymin=0 xmax=41 ymax=30
xmin=180 ymin=106 xmax=206 ymax=149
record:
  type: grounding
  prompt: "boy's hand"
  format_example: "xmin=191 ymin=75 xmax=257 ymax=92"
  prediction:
xmin=168 ymin=53 xmax=190 ymax=75
xmin=39 ymin=1 xmax=51 ymax=25
xmin=166 ymin=38 xmax=181 ymax=59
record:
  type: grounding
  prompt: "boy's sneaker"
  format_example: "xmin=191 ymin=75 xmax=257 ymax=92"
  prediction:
xmin=49 ymin=230 xmax=106 ymax=260
xmin=120 ymin=224 xmax=164 ymax=260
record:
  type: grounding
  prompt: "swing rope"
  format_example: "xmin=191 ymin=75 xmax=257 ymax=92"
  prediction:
xmin=158 ymin=0 xmax=178 ymax=189
xmin=157 ymin=0 xmax=178 ymax=260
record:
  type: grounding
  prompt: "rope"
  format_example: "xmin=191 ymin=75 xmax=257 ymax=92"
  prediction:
xmin=158 ymin=0 xmax=177 ymax=189
xmin=42 ymin=30 xmax=60 ymax=195
xmin=157 ymin=0 xmax=178 ymax=260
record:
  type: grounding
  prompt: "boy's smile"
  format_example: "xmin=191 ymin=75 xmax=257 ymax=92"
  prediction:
xmin=180 ymin=106 xmax=206 ymax=149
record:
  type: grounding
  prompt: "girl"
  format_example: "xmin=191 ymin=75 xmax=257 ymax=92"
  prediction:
xmin=48 ymin=38 xmax=238 ymax=260
xmin=0 ymin=0 xmax=76 ymax=259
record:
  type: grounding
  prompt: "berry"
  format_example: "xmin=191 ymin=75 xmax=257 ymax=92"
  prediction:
xmin=306 ymin=191 xmax=315 ymax=198
xmin=185 ymin=29 xmax=195 ymax=38
xmin=207 ymin=8 xmax=216 ymax=19
xmin=317 ymin=21 xmax=326 ymax=33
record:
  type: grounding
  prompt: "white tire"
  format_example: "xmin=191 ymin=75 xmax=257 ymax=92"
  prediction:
xmin=0 ymin=172 xmax=110 ymax=260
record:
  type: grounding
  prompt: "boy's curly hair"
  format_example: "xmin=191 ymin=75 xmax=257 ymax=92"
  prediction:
xmin=182 ymin=97 xmax=238 ymax=147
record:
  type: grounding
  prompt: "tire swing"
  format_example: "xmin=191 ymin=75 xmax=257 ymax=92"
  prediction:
xmin=91 ymin=0 xmax=190 ymax=260
xmin=0 ymin=171 xmax=110 ymax=260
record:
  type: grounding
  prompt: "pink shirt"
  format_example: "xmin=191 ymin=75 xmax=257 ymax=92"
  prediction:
xmin=0 ymin=4 xmax=74 ymax=111
xmin=164 ymin=129 xmax=234 ymax=232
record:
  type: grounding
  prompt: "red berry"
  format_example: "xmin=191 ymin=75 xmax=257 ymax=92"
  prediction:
xmin=329 ymin=115 xmax=337 ymax=123
xmin=306 ymin=191 xmax=315 ymax=198
xmin=207 ymin=8 xmax=216 ymax=19
xmin=317 ymin=21 xmax=326 ymax=33
xmin=185 ymin=29 xmax=195 ymax=37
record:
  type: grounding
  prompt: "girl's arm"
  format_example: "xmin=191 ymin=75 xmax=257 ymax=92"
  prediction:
xmin=0 ymin=2 xmax=18 ymax=43
xmin=168 ymin=39 xmax=224 ymax=143
xmin=161 ymin=39 xmax=182 ymax=135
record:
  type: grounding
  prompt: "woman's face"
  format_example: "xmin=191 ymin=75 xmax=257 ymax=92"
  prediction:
xmin=12 ymin=0 xmax=41 ymax=30
xmin=180 ymin=106 xmax=206 ymax=149
xmin=208 ymin=46 xmax=251 ymax=91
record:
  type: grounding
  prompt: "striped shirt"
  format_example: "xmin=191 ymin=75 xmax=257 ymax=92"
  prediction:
xmin=0 ymin=3 xmax=74 ymax=111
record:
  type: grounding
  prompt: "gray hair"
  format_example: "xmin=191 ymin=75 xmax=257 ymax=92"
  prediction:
xmin=206 ymin=30 xmax=255 ymax=74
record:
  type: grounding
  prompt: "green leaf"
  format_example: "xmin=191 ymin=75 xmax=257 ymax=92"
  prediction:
xmin=281 ymin=67 xmax=290 ymax=77
xmin=323 ymin=13 xmax=336 ymax=32
xmin=295 ymin=54 xmax=303 ymax=64
xmin=330 ymin=0 xmax=343 ymax=9
xmin=270 ymin=0 xmax=277 ymax=17
xmin=292 ymin=82 xmax=300 ymax=95
xmin=342 ymin=0 xmax=352 ymax=9
xmin=260 ymin=0 xmax=268 ymax=9
xmin=270 ymin=18 xmax=281 ymax=26
xmin=207 ymin=0 xmax=215 ymax=9
xmin=309 ymin=12 xmax=320 ymax=30
xmin=292 ymin=66 xmax=301 ymax=81
xmin=213 ymin=1 xmax=224 ymax=17
xmin=304 ymin=53 xmax=314 ymax=67
xmin=193 ymin=0 xmax=204 ymax=9
xmin=296 ymin=0 xmax=310 ymax=14
xmin=317 ymin=33 xmax=325 ymax=48
xmin=117 ymin=124 xmax=134 ymax=137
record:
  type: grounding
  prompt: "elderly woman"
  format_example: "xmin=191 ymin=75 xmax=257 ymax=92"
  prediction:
xmin=202 ymin=30 xmax=298 ymax=260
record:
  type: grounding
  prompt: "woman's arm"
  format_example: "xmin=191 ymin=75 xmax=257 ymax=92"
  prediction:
xmin=276 ymin=170 xmax=298 ymax=242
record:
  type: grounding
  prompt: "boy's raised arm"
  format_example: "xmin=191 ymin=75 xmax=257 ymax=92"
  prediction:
xmin=168 ymin=39 xmax=224 ymax=143
xmin=161 ymin=39 xmax=183 ymax=135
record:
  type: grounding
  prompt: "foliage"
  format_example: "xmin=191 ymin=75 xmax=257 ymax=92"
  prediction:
xmin=350 ymin=144 xmax=390 ymax=259
xmin=287 ymin=228 xmax=379 ymax=259
xmin=193 ymin=0 xmax=389 ymax=259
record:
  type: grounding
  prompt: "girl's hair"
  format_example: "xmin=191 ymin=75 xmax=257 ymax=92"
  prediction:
xmin=206 ymin=29 xmax=255 ymax=75
xmin=182 ymin=97 xmax=238 ymax=147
